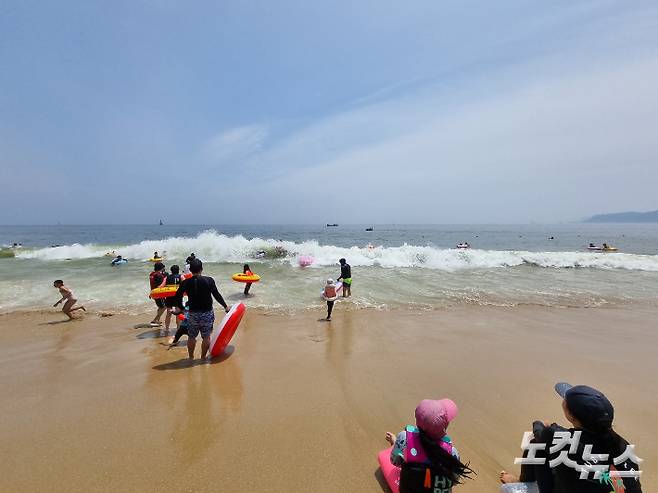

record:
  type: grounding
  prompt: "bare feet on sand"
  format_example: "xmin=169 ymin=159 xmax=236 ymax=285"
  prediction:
xmin=499 ymin=471 xmax=520 ymax=483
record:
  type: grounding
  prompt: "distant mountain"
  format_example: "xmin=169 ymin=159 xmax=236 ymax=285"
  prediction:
xmin=584 ymin=210 xmax=658 ymax=223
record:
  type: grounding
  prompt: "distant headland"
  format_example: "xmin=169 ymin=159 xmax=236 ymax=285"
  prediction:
xmin=584 ymin=210 xmax=658 ymax=223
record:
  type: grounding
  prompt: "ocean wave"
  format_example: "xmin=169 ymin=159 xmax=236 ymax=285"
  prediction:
xmin=15 ymin=230 xmax=658 ymax=272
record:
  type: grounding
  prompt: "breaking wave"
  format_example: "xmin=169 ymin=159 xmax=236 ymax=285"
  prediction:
xmin=16 ymin=230 xmax=658 ymax=272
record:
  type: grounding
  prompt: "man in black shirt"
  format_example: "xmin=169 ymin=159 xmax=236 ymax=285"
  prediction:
xmin=337 ymin=258 xmax=352 ymax=297
xmin=175 ymin=259 xmax=229 ymax=360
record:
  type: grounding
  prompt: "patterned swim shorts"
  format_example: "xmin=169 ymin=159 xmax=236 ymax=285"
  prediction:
xmin=187 ymin=310 xmax=215 ymax=339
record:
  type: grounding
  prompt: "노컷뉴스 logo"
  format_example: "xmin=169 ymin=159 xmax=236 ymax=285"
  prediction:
xmin=514 ymin=431 xmax=642 ymax=488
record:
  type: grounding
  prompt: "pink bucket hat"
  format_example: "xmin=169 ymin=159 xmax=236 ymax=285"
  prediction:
xmin=415 ymin=398 xmax=458 ymax=440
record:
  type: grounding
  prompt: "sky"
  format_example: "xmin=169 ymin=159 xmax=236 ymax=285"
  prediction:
xmin=1 ymin=0 xmax=658 ymax=224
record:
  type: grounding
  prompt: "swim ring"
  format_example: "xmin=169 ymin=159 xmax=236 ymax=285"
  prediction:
xmin=148 ymin=257 xmax=165 ymax=262
xmin=232 ymin=273 xmax=261 ymax=283
xmin=298 ymin=255 xmax=314 ymax=267
xmin=150 ymin=285 xmax=179 ymax=299
xmin=209 ymin=303 xmax=246 ymax=358
xmin=111 ymin=259 xmax=128 ymax=265
xmin=377 ymin=447 xmax=401 ymax=493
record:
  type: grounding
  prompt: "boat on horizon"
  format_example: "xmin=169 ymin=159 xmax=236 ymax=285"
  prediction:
xmin=326 ymin=223 xmax=338 ymax=227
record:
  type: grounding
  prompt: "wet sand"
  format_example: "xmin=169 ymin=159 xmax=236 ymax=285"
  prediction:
xmin=0 ymin=305 xmax=656 ymax=492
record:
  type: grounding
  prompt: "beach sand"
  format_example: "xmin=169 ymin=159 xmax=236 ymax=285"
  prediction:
xmin=0 ymin=305 xmax=656 ymax=492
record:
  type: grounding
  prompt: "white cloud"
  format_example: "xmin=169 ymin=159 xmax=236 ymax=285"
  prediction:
xmin=224 ymin=54 xmax=658 ymax=223
xmin=203 ymin=125 xmax=268 ymax=164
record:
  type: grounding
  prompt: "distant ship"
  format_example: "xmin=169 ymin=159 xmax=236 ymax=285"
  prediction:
xmin=326 ymin=223 xmax=338 ymax=227
xmin=365 ymin=227 xmax=373 ymax=231
xmin=159 ymin=219 xmax=163 ymax=226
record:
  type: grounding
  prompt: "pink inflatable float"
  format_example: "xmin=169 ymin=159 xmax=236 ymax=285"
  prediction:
xmin=378 ymin=447 xmax=400 ymax=493
xmin=298 ymin=255 xmax=314 ymax=267
xmin=209 ymin=303 xmax=246 ymax=358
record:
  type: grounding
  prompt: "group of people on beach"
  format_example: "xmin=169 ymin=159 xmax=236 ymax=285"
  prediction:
xmin=388 ymin=383 xmax=641 ymax=493
xmin=145 ymin=253 xmax=232 ymax=359
xmin=48 ymin=252 xmax=643 ymax=493
xmin=143 ymin=254 xmax=353 ymax=357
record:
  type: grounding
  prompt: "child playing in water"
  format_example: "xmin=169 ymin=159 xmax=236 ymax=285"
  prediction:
xmin=163 ymin=265 xmax=182 ymax=331
xmin=168 ymin=305 xmax=189 ymax=349
xmin=384 ymin=398 xmax=473 ymax=492
xmin=322 ymin=279 xmax=338 ymax=321
xmin=52 ymin=280 xmax=86 ymax=320
xmin=243 ymin=263 xmax=254 ymax=296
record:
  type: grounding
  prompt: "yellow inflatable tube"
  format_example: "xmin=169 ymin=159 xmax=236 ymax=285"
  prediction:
xmin=150 ymin=285 xmax=179 ymax=299
xmin=232 ymin=273 xmax=261 ymax=283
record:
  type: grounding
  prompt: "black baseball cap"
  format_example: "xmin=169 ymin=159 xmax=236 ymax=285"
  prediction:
xmin=555 ymin=382 xmax=614 ymax=432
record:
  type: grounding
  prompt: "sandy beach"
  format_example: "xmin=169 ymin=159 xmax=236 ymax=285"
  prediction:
xmin=1 ymin=305 xmax=656 ymax=492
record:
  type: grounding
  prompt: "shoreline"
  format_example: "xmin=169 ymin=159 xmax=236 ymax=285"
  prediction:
xmin=1 ymin=304 xmax=656 ymax=491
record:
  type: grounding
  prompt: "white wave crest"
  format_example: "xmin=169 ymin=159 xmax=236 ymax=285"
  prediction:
xmin=15 ymin=230 xmax=658 ymax=272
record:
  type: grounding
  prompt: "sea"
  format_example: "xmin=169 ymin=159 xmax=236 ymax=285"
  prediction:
xmin=1 ymin=224 xmax=658 ymax=314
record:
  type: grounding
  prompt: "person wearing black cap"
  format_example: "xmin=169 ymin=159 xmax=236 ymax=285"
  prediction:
xmin=500 ymin=382 xmax=642 ymax=492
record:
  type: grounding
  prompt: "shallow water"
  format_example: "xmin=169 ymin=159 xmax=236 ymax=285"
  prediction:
xmin=1 ymin=224 xmax=657 ymax=312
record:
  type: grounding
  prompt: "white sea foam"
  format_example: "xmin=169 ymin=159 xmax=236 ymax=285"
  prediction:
xmin=16 ymin=230 xmax=658 ymax=272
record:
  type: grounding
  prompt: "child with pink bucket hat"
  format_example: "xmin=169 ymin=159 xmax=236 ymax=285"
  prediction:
xmin=380 ymin=398 xmax=474 ymax=493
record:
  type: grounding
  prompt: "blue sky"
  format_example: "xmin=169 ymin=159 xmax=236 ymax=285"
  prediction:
xmin=2 ymin=1 xmax=658 ymax=224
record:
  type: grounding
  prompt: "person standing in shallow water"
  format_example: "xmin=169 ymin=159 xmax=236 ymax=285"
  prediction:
xmin=149 ymin=262 xmax=167 ymax=326
xmin=337 ymin=258 xmax=352 ymax=297
xmin=322 ymin=279 xmax=338 ymax=321
xmin=175 ymin=259 xmax=229 ymax=360
xmin=52 ymin=280 xmax=86 ymax=320
xmin=242 ymin=264 xmax=254 ymax=296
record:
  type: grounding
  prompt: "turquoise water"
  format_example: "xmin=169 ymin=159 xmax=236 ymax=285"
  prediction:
xmin=1 ymin=224 xmax=658 ymax=313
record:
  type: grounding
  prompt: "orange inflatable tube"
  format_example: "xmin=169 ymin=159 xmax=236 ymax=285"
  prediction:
xmin=150 ymin=285 xmax=179 ymax=299
xmin=232 ymin=273 xmax=260 ymax=283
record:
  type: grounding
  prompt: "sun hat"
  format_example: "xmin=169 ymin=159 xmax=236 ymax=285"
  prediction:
xmin=555 ymin=382 xmax=614 ymax=432
xmin=326 ymin=279 xmax=335 ymax=285
xmin=415 ymin=398 xmax=458 ymax=440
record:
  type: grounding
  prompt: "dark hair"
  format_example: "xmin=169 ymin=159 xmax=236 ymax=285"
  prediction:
xmin=189 ymin=258 xmax=203 ymax=274
xmin=153 ymin=262 xmax=165 ymax=271
xmin=418 ymin=428 xmax=475 ymax=485
xmin=170 ymin=264 xmax=179 ymax=274
xmin=243 ymin=264 xmax=250 ymax=273
xmin=339 ymin=258 xmax=346 ymax=264
xmin=53 ymin=280 xmax=63 ymax=285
